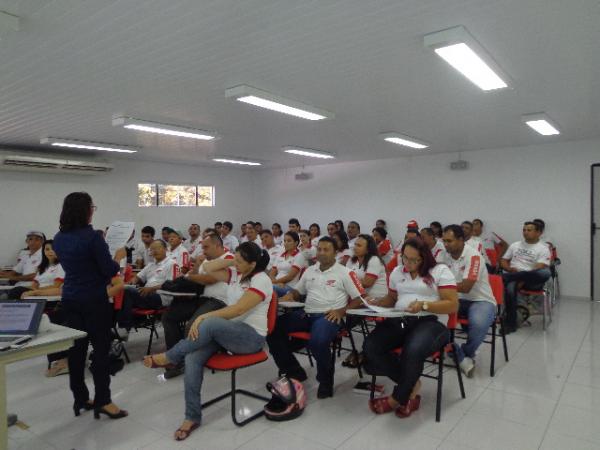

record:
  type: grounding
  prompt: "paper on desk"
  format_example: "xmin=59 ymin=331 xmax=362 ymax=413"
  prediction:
xmin=105 ymin=221 xmax=135 ymax=256
xmin=360 ymin=296 xmax=394 ymax=313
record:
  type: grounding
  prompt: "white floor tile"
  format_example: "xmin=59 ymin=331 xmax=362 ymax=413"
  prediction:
xmin=539 ymin=431 xmax=600 ymax=450
xmin=547 ymin=403 xmax=600 ymax=444
xmin=239 ymin=428 xmax=333 ymax=450
xmin=559 ymin=382 xmax=600 ymax=413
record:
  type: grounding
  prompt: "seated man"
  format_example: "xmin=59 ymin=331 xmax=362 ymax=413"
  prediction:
xmin=167 ymin=229 xmax=191 ymax=273
xmin=161 ymin=234 xmax=234 ymax=378
xmin=442 ymin=225 xmax=496 ymax=377
xmin=244 ymin=222 xmax=263 ymax=248
xmin=267 ymin=237 xmax=364 ymax=399
xmin=0 ymin=231 xmax=45 ymax=290
xmin=184 ymin=223 xmax=202 ymax=256
xmin=500 ymin=221 xmax=551 ymax=334
xmin=260 ymin=229 xmax=282 ymax=272
xmin=220 ymin=221 xmax=239 ymax=252
xmin=421 ymin=227 xmax=446 ymax=264
xmin=133 ymin=226 xmax=156 ymax=269
xmin=117 ymin=240 xmax=178 ymax=336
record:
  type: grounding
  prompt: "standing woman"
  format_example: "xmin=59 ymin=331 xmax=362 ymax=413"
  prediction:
xmin=53 ymin=192 xmax=128 ymax=419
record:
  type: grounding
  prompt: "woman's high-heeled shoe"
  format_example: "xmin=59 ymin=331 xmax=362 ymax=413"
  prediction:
xmin=94 ymin=406 xmax=128 ymax=420
xmin=73 ymin=401 xmax=94 ymax=417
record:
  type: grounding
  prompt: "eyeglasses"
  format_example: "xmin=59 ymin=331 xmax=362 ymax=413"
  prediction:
xmin=91 ymin=205 xmax=98 ymax=211
xmin=401 ymin=255 xmax=422 ymax=265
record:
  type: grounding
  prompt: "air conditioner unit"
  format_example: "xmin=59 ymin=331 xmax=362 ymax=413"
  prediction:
xmin=0 ymin=153 xmax=114 ymax=175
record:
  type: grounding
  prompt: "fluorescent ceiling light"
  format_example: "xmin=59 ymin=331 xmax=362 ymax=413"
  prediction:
xmin=225 ymin=85 xmax=333 ymax=121
xmin=282 ymin=146 xmax=335 ymax=159
xmin=522 ymin=113 xmax=560 ymax=136
xmin=378 ymin=132 xmax=429 ymax=149
xmin=112 ymin=116 xmax=217 ymax=140
xmin=41 ymin=137 xmax=138 ymax=153
xmin=424 ymin=26 xmax=510 ymax=91
xmin=212 ymin=157 xmax=262 ymax=166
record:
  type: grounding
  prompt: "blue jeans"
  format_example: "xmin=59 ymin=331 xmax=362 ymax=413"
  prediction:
xmin=267 ymin=311 xmax=341 ymax=385
xmin=165 ymin=317 xmax=265 ymax=423
xmin=273 ymin=284 xmax=293 ymax=298
xmin=455 ymin=300 xmax=496 ymax=362
xmin=502 ymin=268 xmax=551 ymax=327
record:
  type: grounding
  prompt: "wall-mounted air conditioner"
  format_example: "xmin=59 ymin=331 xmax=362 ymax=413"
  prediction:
xmin=0 ymin=153 xmax=114 ymax=175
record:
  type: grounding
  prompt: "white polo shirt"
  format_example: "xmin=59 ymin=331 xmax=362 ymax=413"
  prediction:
xmin=273 ymin=234 xmax=284 ymax=246
xmin=13 ymin=248 xmax=43 ymax=287
xmin=299 ymin=244 xmax=317 ymax=265
xmin=346 ymin=256 xmax=387 ymax=298
xmin=295 ymin=262 xmax=364 ymax=313
xmin=503 ymin=240 xmax=551 ymax=272
xmin=226 ymin=270 xmax=273 ymax=336
xmin=444 ymin=245 xmax=495 ymax=304
xmin=184 ymin=237 xmax=202 ymax=256
xmin=201 ymin=252 xmax=234 ymax=302
xmin=222 ymin=234 xmax=239 ymax=253
xmin=137 ymin=257 xmax=178 ymax=287
xmin=336 ymin=249 xmax=352 ymax=265
xmin=34 ymin=263 xmax=65 ymax=288
xmin=481 ymin=232 xmax=504 ymax=251
xmin=348 ymin=237 xmax=358 ymax=254
xmin=272 ymin=249 xmax=307 ymax=288
xmin=431 ymin=240 xmax=447 ymax=264
xmin=239 ymin=235 xmax=249 ymax=243
xmin=388 ymin=264 xmax=456 ymax=324
xmin=133 ymin=243 xmax=155 ymax=267
xmin=311 ymin=236 xmax=321 ymax=248
xmin=167 ymin=244 xmax=190 ymax=270
xmin=265 ymin=245 xmax=283 ymax=272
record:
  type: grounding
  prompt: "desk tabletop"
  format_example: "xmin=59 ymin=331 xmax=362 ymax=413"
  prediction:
xmin=156 ymin=290 xmax=197 ymax=297
xmin=22 ymin=295 xmax=61 ymax=302
xmin=278 ymin=301 xmax=306 ymax=309
xmin=0 ymin=324 xmax=86 ymax=360
xmin=346 ymin=308 xmax=422 ymax=318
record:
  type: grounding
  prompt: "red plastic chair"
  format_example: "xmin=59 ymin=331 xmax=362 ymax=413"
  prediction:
xmin=456 ymin=274 xmax=509 ymax=376
xmin=369 ymin=313 xmax=466 ymax=422
xmin=132 ymin=306 xmax=169 ymax=355
xmin=200 ymin=293 xmax=278 ymax=426
xmin=485 ymin=249 xmax=498 ymax=269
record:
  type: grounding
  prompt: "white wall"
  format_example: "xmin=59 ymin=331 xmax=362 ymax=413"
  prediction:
xmin=0 ymin=158 xmax=259 ymax=265
xmin=256 ymin=138 xmax=600 ymax=299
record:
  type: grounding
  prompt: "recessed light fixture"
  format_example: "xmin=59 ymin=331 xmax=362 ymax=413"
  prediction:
xmin=40 ymin=137 xmax=138 ymax=153
xmin=225 ymin=85 xmax=333 ymax=121
xmin=112 ymin=116 xmax=217 ymax=140
xmin=378 ymin=132 xmax=429 ymax=149
xmin=212 ymin=157 xmax=262 ymax=166
xmin=282 ymin=146 xmax=335 ymax=159
xmin=521 ymin=113 xmax=560 ymax=136
xmin=424 ymin=26 xmax=510 ymax=91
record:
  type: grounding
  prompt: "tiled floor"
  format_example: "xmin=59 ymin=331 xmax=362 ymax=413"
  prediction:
xmin=7 ymin=298 xmax=600 ymax=450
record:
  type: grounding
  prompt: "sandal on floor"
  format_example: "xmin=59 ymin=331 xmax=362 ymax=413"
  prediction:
xmin=368 ymin=396 xmax=396 ymax=414
xmin=174 ymin=422 xmax=200 ymax=441
xmin=395 ymin=395 xmax=421 ymax=418
xmin=144 ymin=355 xmax=176 ymax=370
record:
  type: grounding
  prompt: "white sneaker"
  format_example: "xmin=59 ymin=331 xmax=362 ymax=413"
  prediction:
xmin=459 ymin=357 xmax=475 ymax=378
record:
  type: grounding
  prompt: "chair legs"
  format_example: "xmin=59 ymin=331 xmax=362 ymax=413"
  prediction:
xmin=202 ymin=369 xmax=270 ymax=427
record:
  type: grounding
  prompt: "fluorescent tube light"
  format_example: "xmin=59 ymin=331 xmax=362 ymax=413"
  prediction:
xmin=212 ymin=157 xmax=262 ymax=166
xmin=112 ymin=117 xmax=217 ymax=140
xmin=225 ymin=85 xmax=333 ymax=121
xmin=41 ymin=137 xmax=138 ymax=153
xmin=424 ymin=26 xmax=510 ymax=91
xmin=282 ymin=146 xmax=335 ymax=159
xmin=378 ymin=132 xmax=429 ymax=149
xmin=522 ymin=113 xmax=560 ymax=136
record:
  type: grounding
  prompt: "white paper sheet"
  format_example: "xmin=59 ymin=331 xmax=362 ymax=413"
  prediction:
xmin=105 ymin=221 xmax=135 ymax=257
xmin=360 ymin=295 xmax=395 ymax=313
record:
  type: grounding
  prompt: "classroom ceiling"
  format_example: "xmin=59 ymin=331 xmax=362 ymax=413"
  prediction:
xmin=0 ymin=0 xmax=598 ymax=168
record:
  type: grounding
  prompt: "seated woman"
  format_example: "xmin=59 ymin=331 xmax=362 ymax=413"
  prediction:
xmin=372 ymin=227 xmax=393 ymax=265
xmin=269 ymin=232 xmax=306 ymax=297
xmin=15 ymin=239 xmax=67 ymax=376
xmin=362 ymin=238 xmax=458 ymax=418
xmin=332 ymin=230 xmax=351 ymax=266
xmin=298 ymin=229 xmax=317 ymax=266
xmin=142 ymin=242 xmax=272 ymax=441
xmin=309 ymin=223 xmax=321 ymax=248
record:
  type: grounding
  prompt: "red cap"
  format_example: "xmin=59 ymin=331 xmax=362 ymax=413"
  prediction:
xmin=406 ymin=219 xmax=419 ymax=229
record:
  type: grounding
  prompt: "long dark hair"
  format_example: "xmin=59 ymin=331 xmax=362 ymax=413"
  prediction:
xmin=333 ymin=230 xmax=349 ymax=251
xmin=59 ymin=192 xmax=93 ymax=232
xmin=309 ymin=223 xmax=321 ymax=238
xmin=351 ymin=234 xmax=383 ymax=270
xmin=38 ymin=240 xmax=58 ymax=275
xmin=401 ymin=238 xmax=436 ymax=286
xmin=236 ymin=242 xmax=270 ymax=281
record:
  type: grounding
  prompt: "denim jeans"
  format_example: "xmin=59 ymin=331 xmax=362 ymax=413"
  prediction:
xmin=455 ymin=299 xmax=496 ymax=362
xmin=267 ymin=310 xmax=341 ymax=385
xmin=165 ymin=317 xmax=265 ymax=423
xmin=273 ymin=284 xmax=294 ymax=298
xmin=502 ymin=268 xmax=551 ymax=327
xmin=363 ymin=316 xmax=449 ymax=404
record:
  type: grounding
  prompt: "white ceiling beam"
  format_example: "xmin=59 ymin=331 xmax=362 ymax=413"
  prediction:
xmin=0 ymin=11 xmax=20 ymax=32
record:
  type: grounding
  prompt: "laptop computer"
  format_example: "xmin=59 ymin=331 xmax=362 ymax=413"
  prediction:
xmin=0 ymin=299 xmax=46 ymax=350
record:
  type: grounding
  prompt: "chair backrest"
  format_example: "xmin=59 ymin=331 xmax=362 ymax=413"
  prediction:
xmin=113 ymin=290 xmax=124 ymax=311
xmin=488 ymin=274 xmax=504 ymax=306
xmin=266 ymin=292 xmax=278 ymax=335
xmin=446 ymin=312 xmax=458 ymax=330
xmin=123 ymin=264 xmax=135 ymax=283
xmin=485 ymin=248 xmax=498 ymax=267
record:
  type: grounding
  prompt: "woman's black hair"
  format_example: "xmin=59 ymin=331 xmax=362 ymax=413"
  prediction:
xmin=236 ymin=242 xmax=270 ymax=281
xmin=284 ymin=231 xmax=300 ymax=244
xmin=38 ymin=240 xmax=58 ymax=275
xmin=351 ymin=234 xmax=383 ymax=270
xmin=59 ymin=192 xmax=93 ymax=232
xmin=333 ymin=230 xmax=349 ymax=251
xmin=309 ymin=223 xmax=321 ymax=237
xmin=372 ymin=226 xmax=388 ymax=239
xmin=335 ymin=220 xmax=345 ymax=231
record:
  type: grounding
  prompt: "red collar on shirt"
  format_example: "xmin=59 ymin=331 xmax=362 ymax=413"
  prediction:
xmin=282 ymin=249 xmax=299 ymax=257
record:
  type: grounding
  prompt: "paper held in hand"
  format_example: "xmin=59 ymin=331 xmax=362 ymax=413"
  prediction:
xmin=360 ymin=295 xmax=394 ymax=313
xmin=105 ymin=221 xmax=135 ymax=256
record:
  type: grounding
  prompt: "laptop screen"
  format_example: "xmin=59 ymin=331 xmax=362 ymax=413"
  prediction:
xmin=0 ymin=300 xmax=46 ymax=335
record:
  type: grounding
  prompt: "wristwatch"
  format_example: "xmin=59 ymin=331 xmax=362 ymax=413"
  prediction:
xmin=422 ymin=302 xmax=429 ymax=311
